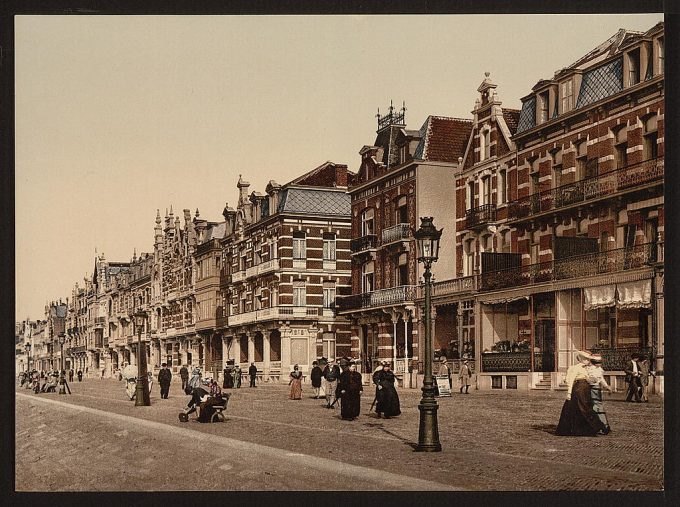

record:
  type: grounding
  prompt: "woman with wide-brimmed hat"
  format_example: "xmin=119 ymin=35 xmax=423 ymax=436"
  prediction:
xmin=556 ymin=350 xmax=608 ymax=436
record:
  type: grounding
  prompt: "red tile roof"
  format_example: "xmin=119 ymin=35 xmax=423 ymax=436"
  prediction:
xmin=422 ymin=116 xmax=473 ymax=163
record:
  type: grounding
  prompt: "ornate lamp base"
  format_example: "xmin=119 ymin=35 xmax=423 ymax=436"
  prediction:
xmin=415 ymin=386 xmax=442 ymax=452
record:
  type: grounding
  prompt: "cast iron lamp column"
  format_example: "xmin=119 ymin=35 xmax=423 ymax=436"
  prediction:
xmin=414 ymin=217 xmax=443 ymax=452
xmin=134 ymin=311 xmax=151 ymax=406
xmin=58 ymin=332 xmax=66 ymax=394
xmin=25 ymin=342 xmax=31 ymax=371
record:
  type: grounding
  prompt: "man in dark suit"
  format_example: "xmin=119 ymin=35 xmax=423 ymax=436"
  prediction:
xmin=248 ymin=363 xmax=258 ymax=387
xmin=158 ymin=363 xmax=172 ymax=399
xmin=624 ymin=353 xmax=642 ymax=402
xmin=179 ymin=365 xmax=189 ymax=391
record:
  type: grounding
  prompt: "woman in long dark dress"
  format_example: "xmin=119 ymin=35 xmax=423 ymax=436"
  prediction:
xmin=338 ymin=363 xmax=363 ymax=420
xmin=556 ymin=350 xmax=607 ymax=436
xmin=374 ymin=362 xmax=401 ymax=418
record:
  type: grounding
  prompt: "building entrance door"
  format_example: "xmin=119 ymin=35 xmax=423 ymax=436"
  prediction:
xmin=535 ymin=319 xmax=555 ymax=372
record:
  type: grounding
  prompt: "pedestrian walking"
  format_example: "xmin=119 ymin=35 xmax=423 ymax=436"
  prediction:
xmin=323 ymin=359 xmax=341 ymax=408
xmin=310 ymin=360 xmax=323 ymax=398
xmin=638 ymin=356 xmax=653 ymax=402
xmin=289 ymin=365 xmax=303 ymax=400
xmin=586 ymin=354 xmax=612 ymax=434
xmin=146 ymin=372 xmax=154 ymax=395
xmin=373 ymin=362 xmax=400 ymax=418
xmin=100 ymin=366 xmax=105 ymax=379
xmin=438 ymin=357 xmax=452 ymax=389
xmin=223 ymin=362 xmax=234 ymax=389
xmin=458 ymin=360 xmax=472 ymax=394
xmin=180 ymin=365 xmax=189 ymax=391
xmin=338 ymin=362 xmax=363 ymax=420
xmin=249 ymin=362 xmax=258 ymax=387
xmin=624 ymin=353 xmax=642 ymax=402
xmin=556 ymin=350 xmax=608 ymax=436
xmin=77 ymin=369 xmax=83 ymax=382
xmin=233 ymin=365 xmax=242 ymax=388
xmin=158 ymin=363 xmax=172 ymax=399
xmin=68 ymin=369 xmax=74 ymax=382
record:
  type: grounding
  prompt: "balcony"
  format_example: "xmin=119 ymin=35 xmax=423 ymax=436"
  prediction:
xmin=482 ymin=352 xmax=531 ymax=372
xmin=507 ymin=158 xmax=664 ymax=222
xmin=350 ymin=234 xmax=378 ymax=255
xmin=381 ymin=223 xmax=411 ymax=246
xmin=465 ymin=204 xmax=497 ymax=229
xmin=337 ymin=285 xmax=418 ymax=312
xmin=245 ymin=265 xmax=259 ymax=279
xmin=231 ymin=270 xmax=246 ymax=283
xmin=480 ymin=243 xmax=655 ymax=291
xmin=227 ymin=306 xmax=322 ymax=327
xmin=590 ymin=346 xmax=655 ymax=371
xmin=420 ymin=275 xmax=477 ymax=299
xmin=257 ymin=258 xmax=279 ymax=276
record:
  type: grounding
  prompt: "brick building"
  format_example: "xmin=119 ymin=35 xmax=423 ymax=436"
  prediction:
xmin=436 ymin=23 xmax=664 ymax=392
xmin=194 ymin=162 xmax=354 ymax=382
xmin=338 ymin=104 xmax=472 ymax=385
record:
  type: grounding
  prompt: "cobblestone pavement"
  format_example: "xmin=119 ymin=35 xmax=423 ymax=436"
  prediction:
xmin=15 ymin=378 xmax=664 ymax=491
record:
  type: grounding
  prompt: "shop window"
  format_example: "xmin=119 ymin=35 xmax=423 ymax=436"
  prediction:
xmin=491 ymin=376 xmax=502 ymax=389
xmin=506 ymin=376 xmax=518 ymax=389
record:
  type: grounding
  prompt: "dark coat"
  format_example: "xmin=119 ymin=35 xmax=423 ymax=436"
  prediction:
xmin=310 ymin=366 xmax=323 ymax=388
xmin=158 ymin=368 xmax=172 ymax=386
xmin=338 ymin=370 xmax=363 ymax=419
xmin=179 ymin=366 xmax=189 ymax=379
xmin=374 ymin=369 xmax=401 ymax=417
xmin=249 ymin=364 xmax=258 ymax=377
xmin=323 ymin=364 xmax=341 ymax=381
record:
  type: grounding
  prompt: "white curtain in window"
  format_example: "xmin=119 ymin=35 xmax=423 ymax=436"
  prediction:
xmin=616 ymin=280 xmax=652 ymax=309
xmin=583 ymin=285 xmax=616 ymax=310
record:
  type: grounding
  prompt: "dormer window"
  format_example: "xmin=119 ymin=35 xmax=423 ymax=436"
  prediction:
xmin=560 ymin=80 xmax=574 ymax=113
xmin=538 ymin=91 xmax=549 ymax=124
xmin=627 ymin=48 xmax=640 ymax=87
xmin=657 ymin=37 xmax=664 ymax=74
xmin=399 ymin=144 xmax=408 ymax=164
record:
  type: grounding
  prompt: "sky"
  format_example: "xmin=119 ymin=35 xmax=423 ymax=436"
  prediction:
xmin=15 ymin=13 xmax=663 ymax=321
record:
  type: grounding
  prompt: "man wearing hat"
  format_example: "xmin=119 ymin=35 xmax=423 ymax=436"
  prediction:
xmin=158 ymin=362 xmax=172 ymax=399
xmin=624 ymin=353 xmax=642 ymax=402
xmin=322 ymin=359 xmax=341 ymax=408
xmin=458 ymin=359 xmax=472 ymax=394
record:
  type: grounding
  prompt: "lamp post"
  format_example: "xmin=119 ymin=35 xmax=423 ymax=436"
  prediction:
xmin=414 ymin=216 xmax=443 ymax=452
xmin=133 ymin=310 xmax=151 ymax=406
xmin=58 ymin=332 xmax=66 ymax=394
xmin=25 ymin=342 xmax=31 ymax=371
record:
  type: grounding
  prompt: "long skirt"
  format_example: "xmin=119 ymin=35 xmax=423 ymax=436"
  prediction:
xmin=590 ymin=386 xmax=609 ymax=428
xmin=289 ymin=378 xmax=302 ymax=399
xmin=340 ymin=390 xmax=361 ymax=419
xmin=223 ymin=374 xmax=234 ymax=389
xmin=556 ymin=379 xmax=605 ymax=436
xmin=376 ymin=384 xmax=401 ymax=417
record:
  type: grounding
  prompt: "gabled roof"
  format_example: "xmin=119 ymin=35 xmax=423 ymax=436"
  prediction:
xmin=502 ymin=109 xmax=520 ymax=135
xmin=204 ymin=222 xmax=226 ymax=241
xmin=277 ymin=187 xmax=350 ymax=217
xmin=414 ymin=116 xmax=472 ymax=163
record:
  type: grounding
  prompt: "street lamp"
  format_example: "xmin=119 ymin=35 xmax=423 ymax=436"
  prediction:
xmin=58 ymin=332 xmax=67 ymax=394
xmin=414 ymin=216 xmax=443 ymax=452
xmin=25 ymin=342 xmax=31 ymax=371
xmin=133 ymin=310 xmax=151 ymax=406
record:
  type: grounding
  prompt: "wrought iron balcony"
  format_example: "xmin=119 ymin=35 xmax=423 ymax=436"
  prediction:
xmin=337 ymin=285 xmax=418 ymax=311
xmin=421 ymin=275 xmax=477 ymax=299
xmin=350 ymin=234 xmax=378 ymax=254
xmin=507 ymin=158 xmax=664 ymax=221
xmin=465 ymin=204 xmax=497 ymax=229
xmin=482 ymin=352 xmax=531 ymax=372
xmin=381 ymin=223 xmax=411 ymax=245
xmin=590 ymin=346 xmax=655 ymax=371
xmin=480 ymin=243 xmax=654 ymax=291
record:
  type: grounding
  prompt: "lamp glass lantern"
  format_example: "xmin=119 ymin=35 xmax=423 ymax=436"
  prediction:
xmin=414 ymin=216 xmax=442 ymax=265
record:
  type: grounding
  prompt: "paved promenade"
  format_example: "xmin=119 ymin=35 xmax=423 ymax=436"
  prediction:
xmin=15 ymin=378 xmax=663 ymax=491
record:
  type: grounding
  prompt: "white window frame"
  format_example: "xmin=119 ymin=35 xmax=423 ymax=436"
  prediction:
xmin=560 ymin=80 xmax=574 ymax=113
xmin=323 ymin=282 xmax=336 ymax=309
xmin=292 ymin=232 xmax=306 ymax=260
xmin=362 ymin=261 xmax=375 ymax=293
xmin=361 ymin=208 xmax=375 ymax=236
xmin=323 ymin=234 xmax=336 ymax=261
xmin=293 ymin=281 xmax=306 ymax=307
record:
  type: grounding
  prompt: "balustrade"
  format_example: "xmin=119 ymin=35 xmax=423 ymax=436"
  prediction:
xmin=337 ymin=285 xmax=418 ymax=311
xmin=465 ymin=204 xmax=497 ymax=228
xmin=381 ymin=223 xmax=411 ymax=244
xmin=350 ymin=234 xmax=378 ymax=254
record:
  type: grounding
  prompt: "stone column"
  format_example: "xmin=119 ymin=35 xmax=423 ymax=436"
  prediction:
xmin=350 ymin=322 xmax=361 ymax=370
xmin=247 ymin=332 xmax=255 ymax=365
xmin=263 ymin=329 xmax=271 ymax=379
xmin=280 ymin=325 xmax=291 ymax=383
xmin=232 ymin=336 xmax=241 ymax=364
xmin=377 ymin=321 xmax=392 ymax=362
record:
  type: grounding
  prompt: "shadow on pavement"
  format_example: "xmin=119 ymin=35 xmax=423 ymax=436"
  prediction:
xmin=531 ymin=423 xmax=558 ymax=435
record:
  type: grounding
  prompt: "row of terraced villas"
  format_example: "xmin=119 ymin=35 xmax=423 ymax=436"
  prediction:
xmin=16 ymin=23 xmax=664 ymax=393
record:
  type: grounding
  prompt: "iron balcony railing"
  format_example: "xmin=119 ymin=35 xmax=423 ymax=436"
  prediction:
xmin=482 ymin=352 xmax=531 ymax=372
xmin=480 ymin=243 xmax=654 ymax=291
xmin=465 ymin=204 xmax=497 ymax=228
xmin=508 ymin=158 xmax=664 ymax=221
xmin=381 ymin=223 xmax=411 ymax=245
xmin=350 ymin=234 xmax=378 ymax=254
xmin=420 ymin=275 xmax=477 ymax=299
xmin=337 ymin=285 xmax=418 ymax=311
xmin=590 ymin=346 xmax=655 ymax=371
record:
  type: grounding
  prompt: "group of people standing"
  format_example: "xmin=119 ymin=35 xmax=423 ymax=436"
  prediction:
xmin=624 ymin=352 xmax=654 ymax=403
xmin=436 ymin=357 xmax=473 ymax=394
